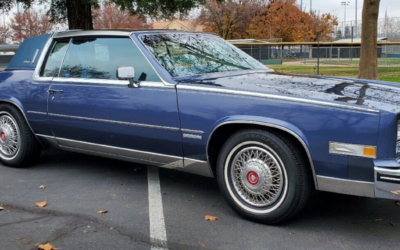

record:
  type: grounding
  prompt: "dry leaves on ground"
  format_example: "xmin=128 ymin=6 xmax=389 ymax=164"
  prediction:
xmin=38 ymin=242 xmax=57 ymax=250
xmin=36 ymin=201 xmax=48 ymax=208
xmin=39 ymin=185 xmax=46 ymax=189
xmin=97 ymin=210 xmax=108 ymax=214
xmin=0 ymin=206 xmax=4 ymax=211
xmin=205 ymin=215 xmax=219 ymax=222
xmin=391 ymin=190 xmax=400 ymax=195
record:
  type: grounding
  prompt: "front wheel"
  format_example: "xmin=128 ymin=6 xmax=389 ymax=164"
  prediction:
xmin=217 ymin=129 xmax=311 ymax=224
xmin=0 ymin=104 xmax=41 ymax=167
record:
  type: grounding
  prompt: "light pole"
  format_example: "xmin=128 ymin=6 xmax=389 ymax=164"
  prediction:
xmin=341 ymin=1 xmax=350 ymax=39
xmin=355 ymin=0 xmax=358 ymax=37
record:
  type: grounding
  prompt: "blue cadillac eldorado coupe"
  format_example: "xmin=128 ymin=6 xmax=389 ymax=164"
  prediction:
xmin=1 ymin=30 xmax=399 ymax=224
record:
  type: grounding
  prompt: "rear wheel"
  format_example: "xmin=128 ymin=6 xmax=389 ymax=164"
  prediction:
xmin=217 ymin=129 xmax=311 ymax=224
xmin=0 ymin=104 xmax=41 ymax=167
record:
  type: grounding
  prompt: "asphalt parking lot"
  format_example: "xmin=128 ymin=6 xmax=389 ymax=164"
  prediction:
xmin=1 ymin=149 xmax=400 ymax=250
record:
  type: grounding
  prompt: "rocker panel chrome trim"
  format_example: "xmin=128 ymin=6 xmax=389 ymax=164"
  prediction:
xmin=177 ymin=85 xmax=379 ymax=114
xmin=48 ymin=113 xmax=180 ymax=131
xmin=35 ymin=135 xmax=213 ymax=177
xmin=183 ymin=158 xmax=213 ymax=177
xmin=207 ymin=120 xmax=319 ymax=189
xmin=317 ymin=176 xmax=375 ymax=198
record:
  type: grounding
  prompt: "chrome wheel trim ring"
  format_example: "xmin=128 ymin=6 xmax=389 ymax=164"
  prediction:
xmin=224 ymin=141 xmax=288 ymax=214
xmin=231 ymin=146 xmax=284 ymax=207
xmin=0 ymin=112 xmax=20 ymax=160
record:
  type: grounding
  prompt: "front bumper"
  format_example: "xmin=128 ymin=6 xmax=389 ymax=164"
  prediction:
xmin=375 ymin=165 xmax=400 ymax=200
xmin=317 ymin=159 xmax=400 ymax=200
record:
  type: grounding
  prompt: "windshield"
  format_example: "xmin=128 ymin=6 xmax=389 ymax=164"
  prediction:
xmin=139 ymin=33 xmax=267 ymax=77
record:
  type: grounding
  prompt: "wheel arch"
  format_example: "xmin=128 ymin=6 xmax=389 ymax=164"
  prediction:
xmin=0 ymin=97 xmax=43 ymax=147
xmin=206 ymin=118 xmax=318 ymax=189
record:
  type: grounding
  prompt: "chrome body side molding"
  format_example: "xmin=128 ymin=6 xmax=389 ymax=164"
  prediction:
xmin=27 ymin=111 xmax=47 ymax=116
xmin=35 ymin=134 xmax=213 ymax=177
xmin=177 ymin=85 xmax=380 ymax=114
xmin=317 ymin=176 xmax=375 ymax=198
xmin=181 ymin=129 xmax=204 ymax=134
xmin=47 ymin=113 xmax=180 ymax=131
xmin=206 ymin=120 xmax=318 ymax=189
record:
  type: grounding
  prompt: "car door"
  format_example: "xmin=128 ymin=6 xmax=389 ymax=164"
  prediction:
xmin=47 ymin=36 xmax=183 ymax=166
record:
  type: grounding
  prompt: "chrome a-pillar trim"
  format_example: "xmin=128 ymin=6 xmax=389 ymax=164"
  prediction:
xmin=317 ymin=176 xmax=375 ymax=198
xmin=207 ymin=120 xmax=319 ymax=189
xmin=35 ymin=134 xmax=213 ymax=177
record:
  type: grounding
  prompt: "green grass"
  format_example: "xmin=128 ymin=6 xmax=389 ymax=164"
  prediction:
xmin=268 ymin=65 xmax=400 ymax=83
xmin=284 ymin=58 xmax=400 ymax=66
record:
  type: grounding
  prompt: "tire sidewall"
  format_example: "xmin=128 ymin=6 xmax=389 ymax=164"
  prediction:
xmin=217 ymin=130 xmax=299 ymax=221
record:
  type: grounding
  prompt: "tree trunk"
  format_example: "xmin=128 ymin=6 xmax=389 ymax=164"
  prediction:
xmin=66 ymin=0 xmax=93 ymax=30
xmin=358 ymin=0 xmax=380 ymax=80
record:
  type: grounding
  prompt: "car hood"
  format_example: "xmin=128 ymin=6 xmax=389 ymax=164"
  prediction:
xmin=178 ymin=72 xmax=400 ymax=113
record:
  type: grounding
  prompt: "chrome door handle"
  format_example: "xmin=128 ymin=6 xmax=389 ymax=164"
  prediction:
xmin=48 ymin=89 xmax=64 ymax=94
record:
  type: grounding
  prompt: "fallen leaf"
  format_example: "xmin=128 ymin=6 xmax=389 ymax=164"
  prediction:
xmin=205 ymin=215 xmax=219 ymax=222
xmin=390 ymin=221 xmax=395 ymax=226
xmin=0 ymin=206 xmax=4 ymax=211
xmin=391 ymin=190 xmax=400 ymax=195
xmin=199 ymin=242 xmax=206 ymax=248
xmin=375 ymin=218 xmax=383 ymax=221
xmin=290 ymin=231 xmax=295 ymax=235
xmin=396 ymin=201 xmax=400 ymax=206
xmin=38 ymin=242 xmax=57 ymax=250
xmin=39 ymin=185 xmax=46 ymax=189
xmin=97 ymin=210 xmax=108 ymax=214
xmin=36 ymin=201 xmax=47 ymax=208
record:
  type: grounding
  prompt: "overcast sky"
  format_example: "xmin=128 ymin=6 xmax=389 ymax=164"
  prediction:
xmin=298 ymin=0 xmax=398 ymax=22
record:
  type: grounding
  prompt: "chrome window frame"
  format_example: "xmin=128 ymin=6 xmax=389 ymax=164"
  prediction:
xmin=33 ymin=32 xmax=170 ymax=88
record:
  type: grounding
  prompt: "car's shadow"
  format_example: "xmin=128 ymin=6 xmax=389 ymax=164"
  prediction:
xmin=29 ymin=149 xmax=400 ymax=248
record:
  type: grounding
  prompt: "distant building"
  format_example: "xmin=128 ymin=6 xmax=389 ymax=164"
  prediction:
xmin=152 ymin=20 xmax=204 ymax=32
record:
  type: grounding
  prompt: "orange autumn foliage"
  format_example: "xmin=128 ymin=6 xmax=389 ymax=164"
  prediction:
xmin=248 ymin=2 xmax=313 ymax=42
xmin=200 ymin=0 xmax=338 ymax=42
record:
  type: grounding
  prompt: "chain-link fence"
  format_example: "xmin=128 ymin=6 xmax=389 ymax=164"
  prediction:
xmin=335 ymin=17 xmax=400 ymax=40
xmin=234 ymin=43 xmax=400 ymax=67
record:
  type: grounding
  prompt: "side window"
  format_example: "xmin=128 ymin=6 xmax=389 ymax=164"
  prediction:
xmin=40 ymin=40 xmax=69 ymax=77
xmin=59 ymin=37 xmax=160 ymax=82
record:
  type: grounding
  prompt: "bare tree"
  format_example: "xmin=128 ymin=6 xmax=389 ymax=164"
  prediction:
xmin=9 ymin=9 xmax=54 ymax=43
xmin=358 ymin=0 xmax=381 ymax=80
xmin=93 ymin=2 xmax=150 ymax=29
xmin=0 ymin=25 xmax=11 ymax=44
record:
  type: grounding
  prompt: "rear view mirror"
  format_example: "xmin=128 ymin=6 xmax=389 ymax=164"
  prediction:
xmin=117 ymin=66 xmax=138 ymax=88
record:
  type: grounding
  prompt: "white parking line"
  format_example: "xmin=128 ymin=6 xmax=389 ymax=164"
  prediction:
xmin=148 ymin=166 xmax=168 ymax=250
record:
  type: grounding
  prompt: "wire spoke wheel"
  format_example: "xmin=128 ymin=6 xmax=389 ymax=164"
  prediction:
xmin=0 ymin=113 xmax=20 ymax=159
xmin=217 ymin=129 xmax=311 ymax=224
xmin=231 ymin=146 xmax=283 ymax=207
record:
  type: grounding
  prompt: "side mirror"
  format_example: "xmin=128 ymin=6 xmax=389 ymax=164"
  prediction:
xmin=117 ymin=66 xmax=138 ymax=88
